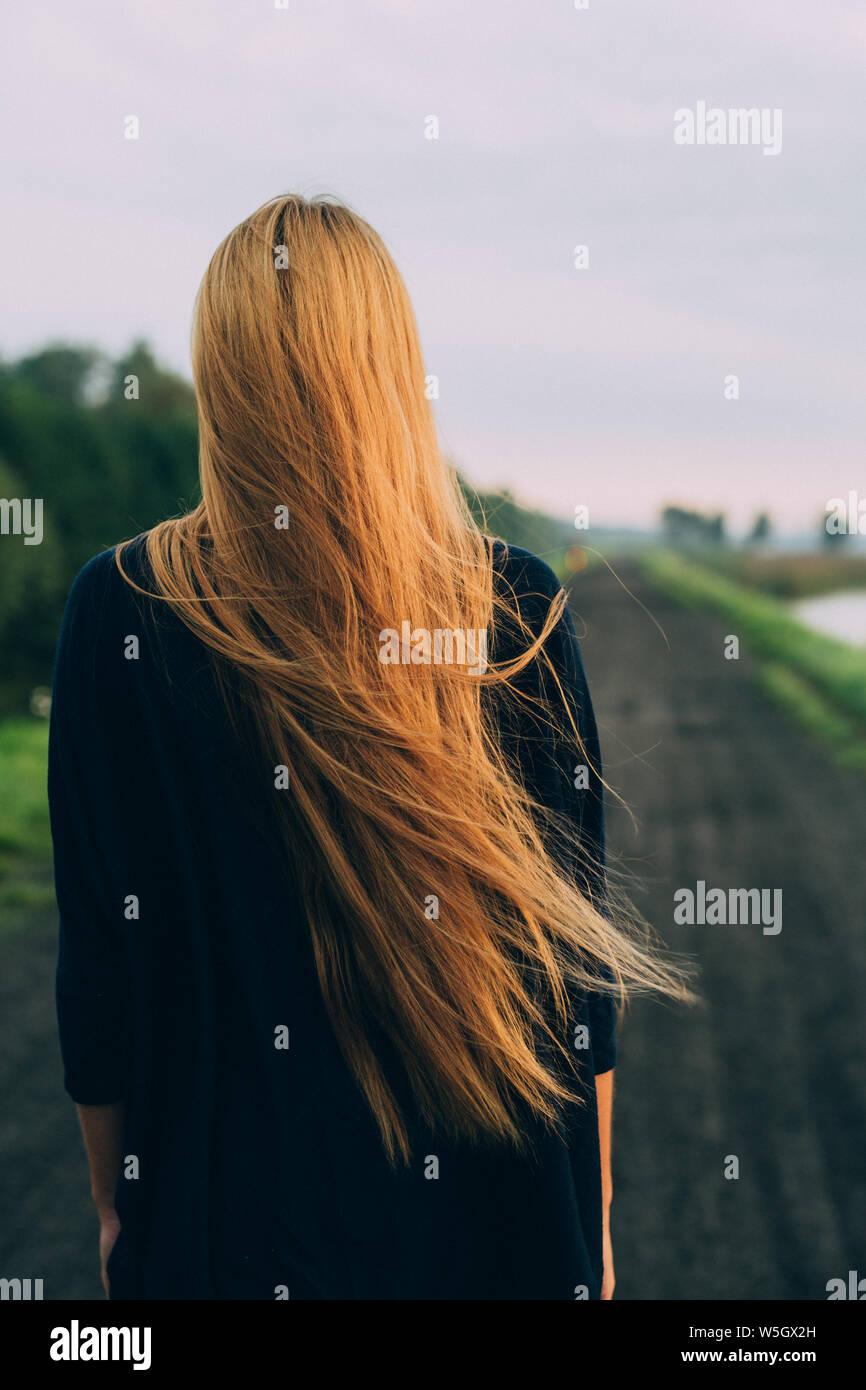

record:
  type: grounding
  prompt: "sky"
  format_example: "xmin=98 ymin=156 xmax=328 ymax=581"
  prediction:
xmin=2 ymin=0 xmax=865 ymax=534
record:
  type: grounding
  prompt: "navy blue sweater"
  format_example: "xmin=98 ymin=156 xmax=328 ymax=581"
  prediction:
xmin=49 ymin=537 xmax=616 ymax=1300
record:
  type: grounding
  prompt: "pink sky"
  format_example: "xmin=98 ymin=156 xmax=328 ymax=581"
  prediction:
xmin=2 ymin=0 xmax=864 ymax=533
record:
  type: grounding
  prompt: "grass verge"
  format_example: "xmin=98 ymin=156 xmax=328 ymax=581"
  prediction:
xmin=641 ymin=549 xmax=866 ymax=768
xmin=0 ymin=719 xmax=54 ymax=919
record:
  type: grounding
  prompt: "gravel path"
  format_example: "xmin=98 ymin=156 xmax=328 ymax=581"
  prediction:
xmin=572 ymin=559 xmax=865 ymax=1299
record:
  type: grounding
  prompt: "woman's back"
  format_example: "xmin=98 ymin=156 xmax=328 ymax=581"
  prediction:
xmin=50 ymin=534 xmax=615 ymax=1300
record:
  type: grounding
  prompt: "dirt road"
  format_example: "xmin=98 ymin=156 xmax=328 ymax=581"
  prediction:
xmin=571 ymin=559 xmax=865 ymax=1299
xmin=0 ymin=559 xmax=862 ymax=1299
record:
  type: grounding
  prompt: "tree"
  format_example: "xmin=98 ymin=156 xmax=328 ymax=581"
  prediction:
xmin=107 ymin=341 xmax=196 ymax=418
xmin=12 ymin=344 xmax=104 ymax=405
xmin=748 ymin=512 xmax=771 ymax=544
xmin=661 ymin=505 xmax=726 ymax=547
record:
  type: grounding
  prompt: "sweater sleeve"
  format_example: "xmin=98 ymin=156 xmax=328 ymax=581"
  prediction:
xmin=49 ymin=552 xmax=130 ymax=1104
xmin=546 ymin=588 xmax=618 ymax=1076
xmin=494 ymin=546 xmax=617 ymax=1077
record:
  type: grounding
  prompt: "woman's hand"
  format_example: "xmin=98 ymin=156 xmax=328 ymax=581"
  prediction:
xmin=74 ymin=1102 xmax=125 ymax=1297
xmin=98 ymin=1209 xmax=122 ymax=1298
xmin=601 ymin=1205 xmax=615 ymax=1299
xmin=595 ymin=1069 xmax=615 ymax=1299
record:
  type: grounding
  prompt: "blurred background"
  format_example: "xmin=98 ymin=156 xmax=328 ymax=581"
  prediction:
xmin=0 ymin=0 xmax=863 ymax=1299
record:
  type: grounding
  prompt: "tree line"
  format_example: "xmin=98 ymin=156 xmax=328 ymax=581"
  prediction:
xmin=0 ymin=344 xmax=199 ymax=713
xmin=0 ymin=343 xmax=574 ymax=716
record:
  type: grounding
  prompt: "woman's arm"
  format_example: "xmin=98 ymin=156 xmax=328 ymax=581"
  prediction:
xmin=49 ymin=559 xmax=133 ymax=1294
xmin=76 ymin=1101 xmax=125 ymax=1296
xmin=595 ymin=1069 xmax=615 ymax=1299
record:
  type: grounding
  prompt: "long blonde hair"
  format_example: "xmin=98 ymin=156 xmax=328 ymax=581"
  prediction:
xmin=118 ymin=194 xmax=691 ymax=1164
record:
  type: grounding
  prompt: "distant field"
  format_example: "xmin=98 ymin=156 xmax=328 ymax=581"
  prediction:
xmin=684 ymin=547 xmax=866 ymax=599
xmin=0 ymin=719 xmax=52 ymax=914
xmin=641 ymin=549 xmax=866 ymax=769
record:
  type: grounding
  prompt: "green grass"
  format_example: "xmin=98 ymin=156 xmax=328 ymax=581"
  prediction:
xmin=641 ymin=549 xmax=866 ymax=767
xmin=755 ymin=665 xmax=866 ymax=771
xmin=689 ymin=548 xmax=866 ymax=600
xmin=0 ymin=718 xmax=53 ymax=912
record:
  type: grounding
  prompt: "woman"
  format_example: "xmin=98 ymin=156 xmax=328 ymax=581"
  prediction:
xmin=49 ymin=194 xmax=689 ymax=1300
